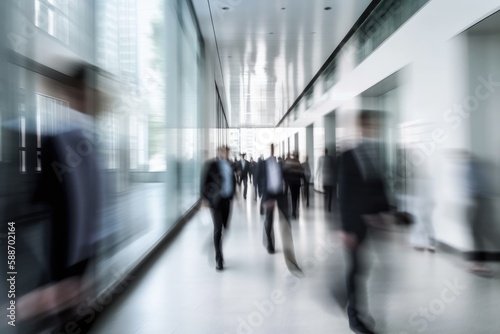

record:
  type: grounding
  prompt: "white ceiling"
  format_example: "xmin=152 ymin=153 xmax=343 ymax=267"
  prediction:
xmin=193 ymin=0 xmax=372 ymax=127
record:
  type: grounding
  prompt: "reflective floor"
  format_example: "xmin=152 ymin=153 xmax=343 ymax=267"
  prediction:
xmin=90 ymin=185 xmax=500 ymax=334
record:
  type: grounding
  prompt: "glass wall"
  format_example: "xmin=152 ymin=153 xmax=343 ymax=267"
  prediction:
xmin=0 ymin=0 xmax=223 ymax=313
xmin=92 ymin=0 xmax=210 ymax=292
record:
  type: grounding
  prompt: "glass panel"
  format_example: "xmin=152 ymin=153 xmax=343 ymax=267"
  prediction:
xmin=20 ymin=150 xmax=26 ymax=173
xmin=355 ymin=0 xmax=429 ymax=64
xmin=20 ymin=116 xmax=25 ymax=148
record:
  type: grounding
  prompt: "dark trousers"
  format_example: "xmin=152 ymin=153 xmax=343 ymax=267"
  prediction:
xmin=290 ymin=185 xmax=301 ymax=216
xmin=241 ymin=176 xmax=248 ymax=199
xmin=344 ymin=229 xmax=372 ymax=325
xmin=254 ymin=180 xmax=258 ymax=201
xmin=324 ymin=185 xmax=334 ymax=211
xmin=264 ymin=194 xmax=285 ymax=250
xmin=211 ymin=198 xmax=231 ymax=263
xmin=468 ymin=196 xmax=492 ymax=261
xmin=302 ymin=182 xmax=309 ymax=206
xmin=263 ymin=194 xmax=300 ymax=271
xmin=346 ymin=244 xmax=367 ymax=323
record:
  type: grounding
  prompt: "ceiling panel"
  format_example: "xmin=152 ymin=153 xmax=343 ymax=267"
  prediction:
xmin=193 ymin=0 xmax=373 ymax=127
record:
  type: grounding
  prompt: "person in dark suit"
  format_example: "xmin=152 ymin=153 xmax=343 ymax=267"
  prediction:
xmin=249 ymin=157 xmax=255 ymax=184
xmin=338 ymin=110 xmax=390 ymax=334
xmin=283 ymin=153 xmax=292 ymax=197
xmin=284 ymin=152 xmax=305 ymax=219
xmin=301 ymin=156 xmax=312 ymax=207
xmin=316 ymin=148 xmax=336 ymax=212
xmin=232 ymin=157 xmax=240 ymax=187
xmin=201 ymin=146 xmax=236 ymax=271
xmin=22 ymin=63 xmax=100 ymax=327
xmin=257 ymin=144 xmax=302 ymax=275
xmin=253 ymin=155 xmax=263 ymax=201
xmin=239 ymin=153 xmax=251 ymax=199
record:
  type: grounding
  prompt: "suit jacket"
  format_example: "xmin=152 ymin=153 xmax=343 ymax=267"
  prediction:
xmin=302 ymin=162 xmax=312 ymax=182
xmin=201 ymin=158 xmax=236 ymax=207
xmin=283 ymin=159 xmax=305 ymax=187
xmin=239 ymin=159 xmax=251 ymax=179
xmin=338 ymin=148 xmax=389 ymax=242
xmin=257 ymin=156 xmax=286 ymax=200
xmin=34 ymin=129 xmax=100 ymax=277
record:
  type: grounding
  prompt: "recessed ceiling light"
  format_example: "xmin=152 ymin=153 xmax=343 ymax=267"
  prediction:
xmin=324 ymin=7 xmax=332 ymax=10
xmin=222 ymin=7 xmax=229 ymax=10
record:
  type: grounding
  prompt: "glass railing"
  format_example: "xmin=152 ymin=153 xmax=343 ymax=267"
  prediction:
xmin=355 ymin=0 xmax=429 ymax=64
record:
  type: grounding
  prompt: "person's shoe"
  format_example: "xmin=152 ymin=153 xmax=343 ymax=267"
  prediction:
xmin=216 ymin=261 xmax=224 ymax=271
xmin=267 ymin=246 xmax=275 ymax=254
xmin=349 ymin=318 xmax=375 ymax=334
xmin=290 ymin=264 xmax=305 ymax=278
xmin=468 ymin=263 xmax=493 ymax=277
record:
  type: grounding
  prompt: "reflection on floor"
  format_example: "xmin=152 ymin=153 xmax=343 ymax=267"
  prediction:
xmin=89 ymin=185 xmax=500 ymax=334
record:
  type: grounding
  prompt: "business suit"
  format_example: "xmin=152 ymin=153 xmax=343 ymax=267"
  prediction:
xmin=239 ymin=158 xmax=251 ymax=199
xmin=249 ymin=160 xmax=255 ymax=184
xmin=34 ymin=128 xmax=99 ymax=282
xmin=257 ymin=156 xmax=302 ymax=274
xmin=253 ymin=159 xmax=261 ymax=201
xmin=284 ymin=158 xmax=305 ymax=218
xmin=317 ymin=153 xmax=336 ymax=211
xmin=338 ymin=144 xmax=389 ymax=331
xmin=201 ymin=157 xmax=236 ymax=268
xmin=301 ymin=161 xmax=311 ymax=207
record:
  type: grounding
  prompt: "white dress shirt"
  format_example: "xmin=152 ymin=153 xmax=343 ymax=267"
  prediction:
xmin=266 ymin=157 xmax=283 ymax=195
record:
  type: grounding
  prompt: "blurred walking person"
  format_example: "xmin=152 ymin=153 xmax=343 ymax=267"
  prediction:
xmin=239 ymin=153 xmax=250 ymax=199
xmin=249 ymin=156 xmax=255 ymax=184
xmin=233 ymin=156 xmax=241 ymax=187
xmin=19 ymin=63 xmax=102 ymax=331
xmin=201 ymin=146 xmax=236 ymax=271
xmin=407 ymin=152 xmax=435 ymax=252
xmin=338 ymin=110 xmax=390 ymax=334
xmin=258 ymin=144 xmax=303 ymax=275
xmin=301 ymin=156 xmax=312 ymax=207
xmin=284 ymin=152 xmax=305 ymax=219
xmin=253 ymin=156 xmax=262 ymax=201
xmin=317 ymin=148 xmax=336 ymax=212
xmin=457 ymin=151 xmax=493 ymax=276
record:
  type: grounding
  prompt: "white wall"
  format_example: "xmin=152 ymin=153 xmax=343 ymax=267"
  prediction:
xmin=201 ymin=40 xmax=219 ymax=159
xmin=398 ymin=35 xmax=471 ymax=250
xmin=313 ymin=118 xmax=325 ymax=191
xmin=290 ymin=0 xmax=500 ymax=130
xmin=298 ymin=127 xmax=307 ymax=161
